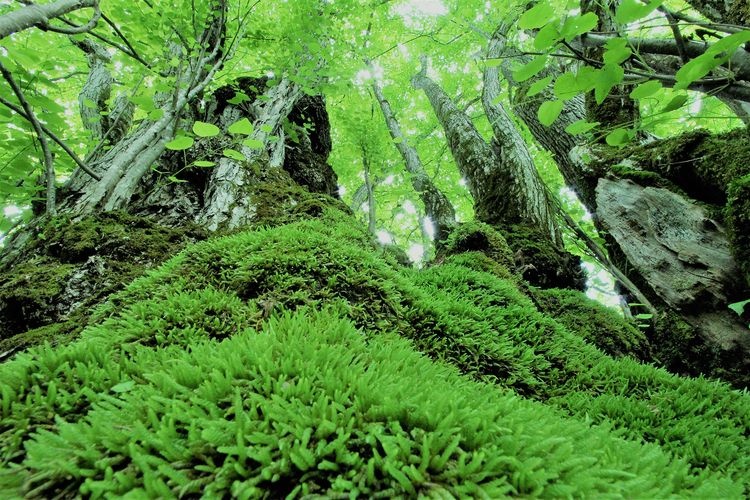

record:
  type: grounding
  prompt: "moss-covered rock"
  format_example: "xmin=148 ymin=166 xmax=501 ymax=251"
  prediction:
xmin=532 ymin=287 xmax=651 ymax=360
xmin=499 ymin=223 xmax=585 ymax=290
xmin=597 ymin=128 xmax=750 ymax=290
xmin=0 ymin=212 xmax=208 ymax=353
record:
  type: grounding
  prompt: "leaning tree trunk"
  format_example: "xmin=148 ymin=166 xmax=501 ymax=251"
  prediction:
xmin=371 ymin=79 xmax=456 ymax=245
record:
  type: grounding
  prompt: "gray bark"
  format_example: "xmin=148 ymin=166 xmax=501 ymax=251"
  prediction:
xmin=372 ymin=80 xmax=456 ymax=244
xmin=499 ymin=48 xmax=591 ymax=203
xmin=411 ymin=59 xmax=522 ymax=229
xmin=199 ymin=78 xmax=303 ymax=231
xmin=0 ymin=0 xmax=96 ymax=39
xmin=60 ymin=3 xmax=227 ymax=214
xmin=74 ymin=39 xmax=113 ymax=141
xmin=484 ymin=27 xmax=561 ymax=246
xmin=362 ymin=147 xmax=377 ymax=235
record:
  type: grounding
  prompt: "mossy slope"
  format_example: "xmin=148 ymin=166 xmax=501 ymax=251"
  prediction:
xmin=1 ymin=209 xmax=748 ymax=497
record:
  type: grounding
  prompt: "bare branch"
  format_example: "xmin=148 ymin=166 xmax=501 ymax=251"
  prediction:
xmin=0 ymin=0 xmax=98 ymax=39
xmin=0 ymin=95 xmax=100 ymax=180
xmin=0 ymin=62 xmax=56 ymax=214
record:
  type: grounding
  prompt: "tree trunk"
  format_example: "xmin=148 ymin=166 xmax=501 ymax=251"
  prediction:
xmin=371 ymin=80 xmax=456 ymax=245
xmin=413 ymin=58 xmax=584 ymax=289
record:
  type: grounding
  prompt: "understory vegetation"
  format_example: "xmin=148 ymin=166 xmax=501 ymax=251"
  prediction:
xmin=1 ymin=206 xmax=748 ymax=497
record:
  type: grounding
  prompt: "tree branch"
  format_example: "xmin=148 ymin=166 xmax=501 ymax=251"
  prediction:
xmin=0 ymin=95 xmax=100 ymax=180
xmin=0 ymin=0 xmax=96 ymax=39
xmin=0 ymin=62 xmax=56 ymax=214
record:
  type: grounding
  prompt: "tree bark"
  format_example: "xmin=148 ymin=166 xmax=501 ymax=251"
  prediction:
xmin=371 ymin=80 xmax=456 ymax=244
xmin=0 ymin=0 xmax=97 ymax=39
xmin=483 ymin=26 xmax=561 ymax=247
xmin=411 ymin=60 xmax=529 ymax=230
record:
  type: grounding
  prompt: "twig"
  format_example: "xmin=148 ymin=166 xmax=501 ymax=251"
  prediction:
xmin=0 ymin=62 xmax=56 ymax=214
xmin=657 ymin=6 xmax=688 ymax=63
xmin=38 ymin=0 xmax=100 ymax=34
xmin=0 ymin=95 xmax=101 ymax=180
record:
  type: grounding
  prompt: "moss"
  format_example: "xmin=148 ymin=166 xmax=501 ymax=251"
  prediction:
xmin=439 ymin=221 xmax=514 ymax=270
xmin=532 ymin=287 xmax=651 ymax=360
xmin=499 ymin=223 xmax=586 ymax=290
xmin=1 ymin=309 xmax=741 ymax=498
xmin=650 ymin=311 xmax=750 ymax=387
xmin=609 ymin=163 xmax=670 ymax=188
xmin=244 ymin=168 xmax=351 ymax=229
xmin=2 ymin=208 xmax=750 ymax=495
xmin=0 ymin=211 xmax=207 ymax=352
xmin=726 ymin=174 xmax=750 ymax=288
xmin=0 ymin=258 xmax=76 ymax=334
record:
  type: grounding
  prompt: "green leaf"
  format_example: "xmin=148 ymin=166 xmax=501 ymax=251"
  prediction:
xmin=484 ymin=58 xmax=503 ymax=68
xmin=193 ymin=160 xmax=216 ymax=167
xmin=729 ymin=299 xmax=750 ymax=316
xmin=193 ymin=121 xmax=220 ymax=138
xmin=553 ymin=72 xmax=581 ymax=100
xmin=534 ymin=23 xmax=561 ymax=51
xmin=513 ymin=55 xmax=548 ymax=83
xmin=629 ymin=80 xmax=662 ymax=99
xmin=82 ymin=98 xmax=98 ymax=109
xmin=560 ymin=12 xmax=598 ymax=41
xmin=519 ymin=4 xmax=555 ymax=29
xmin=223 ymin=148 xmax=246 ymax=161
xmin=603 ymin=38 xmax=632 ymax=65
xmin=167 ymin=175 xmax=187 ymax=183
xmin=227 ymin=92 xmax=250 ymax=105
xmin=243 ymin=138 xmax=265 ymax=149
xmin=527 ymin=75 xmax=553 ymax=97
xmin=594 ymin=64 xmax=624 ymax=104
xmin=661 ymin=94 xmax=688 ymax=113
xmin=129 ymin=95 xmax=156 ymax=112
xmin=228 ymin=118 xmax=254 ymax=135
xmin=615 ymin=0 xmax=663 ymax=25
xmin=565 ymin=119 xmax=599 ymax=135
xmin=605 ymin=128 xmax=634 ymax=146
xmin=538 ymin=100 xmax=564 ymax=126
xmin=674 ymin=53 xmax=723 ymax=89
xmin=148 ymin=108 xmax=164 ymax=120
xmin=259 ymin=124 xmax=274 ymax=133
xmin=705 ymin=30 xmax=750 ymax=55
xmin=165 ymin=136 xmax=194 ymax=151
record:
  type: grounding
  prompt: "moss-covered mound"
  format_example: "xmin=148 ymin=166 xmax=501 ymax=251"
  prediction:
xmin=498 ymin=223 xmax=585 ymax=290
xmin=531 ymin=287 xmax=651 ymax=360
xmin=0 ymin=212 xmax=207 ymax=355
xmin=1 ymin=209 xmax=749 ymax=496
